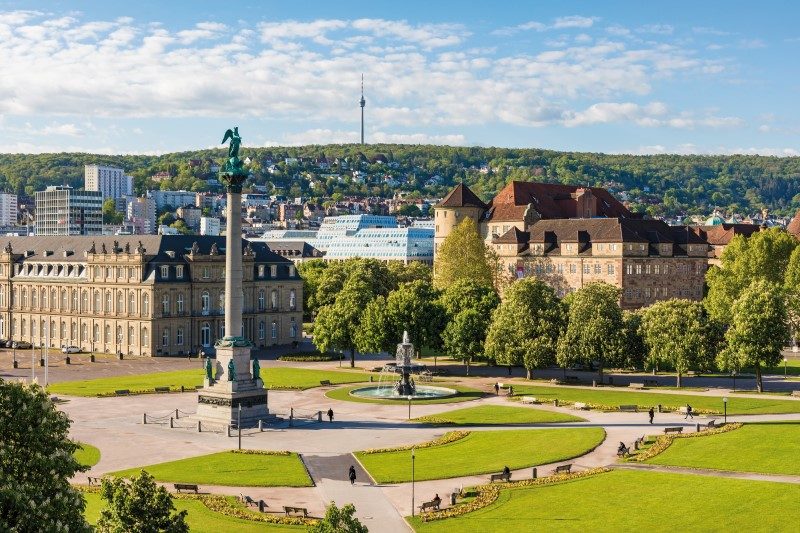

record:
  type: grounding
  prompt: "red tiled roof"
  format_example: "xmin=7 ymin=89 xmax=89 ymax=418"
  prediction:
xmin=485 ymin=181 xmax=631 ymax=222
xmin=437 ymin=183 xmax=488 ymax=209
xmin=690 ymin=224 xmax=761 ymax=246
xmin=492 ymin=226 xmax=529 ymax=244
xmin=787 ymin=211 xmax=800 ymax=237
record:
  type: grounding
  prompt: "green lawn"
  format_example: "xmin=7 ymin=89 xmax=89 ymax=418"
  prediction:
xmin=48 ymin=367 xmax=369 ymax=396
xmin=509 ymin=384 xmax=800 ymax=414
xmin=74 ymin=442 xmax=101 ymax=468
xmin=83 ymin=492 xmax=305 ymax=532
xmin=647 ymin=422 xmax=800 ymax=475
xmin=356 ymin=428 xmax=604 ymax=483
xmin=415 ymin=405 xmax=584 ymax=425
xmin=326 ymin=384 xmax=484 ymax=405
xmin=408 ymin=469 xmax=800 ymax=532
xmin=110 ymin=451 xmax=312 ymax=487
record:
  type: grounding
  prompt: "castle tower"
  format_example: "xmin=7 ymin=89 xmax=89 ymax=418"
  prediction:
xmin=433 ymin=183 xmax=488 ymax=265
xmin=360 ymin=74 xmax=366 ymax=145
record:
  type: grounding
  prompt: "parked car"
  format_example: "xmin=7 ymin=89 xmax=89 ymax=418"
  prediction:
xmin=12 ymin=341 xmax=32 ymax=349
xmin=4 ymin=340 xmax=13 ymax=348
xmin=61 ymin=346 xmax=81 ymax=354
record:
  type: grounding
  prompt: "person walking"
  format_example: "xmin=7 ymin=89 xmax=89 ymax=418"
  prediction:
xmin=648 ymin=407 xmax=654 ymax=424
xmin=348 ymin=465 xmax=357 ymax=485
xmin=494 ymin=382 xmax=500 ymax=395
xmin=327 ymin=408 xmax=334 ymax=423
xmin=684 ymin=404 xmax=694 ymax=420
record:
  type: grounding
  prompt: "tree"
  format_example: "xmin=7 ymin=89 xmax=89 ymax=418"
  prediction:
xmin=621 ymin=310 xmax=646 ymax=370
xmin=434 ymin=217 xmax=492 ymax=290
xmin=720 ymin=280 xmax=788 ymax=392
xmin=0 ymin=381 xmax=91 ymax=532
xmin=640 ymin=299 xmax=711 ymax=387
xmin=97 ymin=470 xmax=188 ymax=533
xmin=310 ymin=502 xmax=367 ymax=533
xmin=102 ymin=198 xmax=124 ymax=225
xmin=442 ymin=309 xmax=486 ymax=374
xmin=297 ymin=259 xmax=327 ymax=317
xmin=387 ymin=261 xmax=431 ymax=286
xmin=314 ymin=279 xmax=373 ymax=367
xmin=484 ymin=279 xmax=566 ymax=379
xmin=169 ymin=219 xmax=192 ymax=235
xmin=315 ymin=258 xmax=394 ymax=309
xmin=395 ymin=203 xmax=422 ymax=217
xmin=382 ymin=280 xmax=444 ymax=356
xmin=437 ymin=278 xmax=499 ymax=319
xmin=354 ymin=296 xmax=390 ymax=354
xmin=556 ymin=282 xmax=625 ymax=381
xmin=784 ymin=246 xmax=800 ymax=343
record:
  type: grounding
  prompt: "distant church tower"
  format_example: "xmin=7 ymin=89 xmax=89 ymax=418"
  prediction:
xmin=359 ymin=74 xmax=366 ymax=145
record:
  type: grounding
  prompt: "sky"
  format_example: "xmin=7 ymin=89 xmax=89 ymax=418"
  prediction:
xmin=0 ymin=0 xmax=798 ymax=156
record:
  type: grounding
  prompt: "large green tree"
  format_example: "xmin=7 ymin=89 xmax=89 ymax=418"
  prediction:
xmin=720 ymin=279 xmax=789 ymax=392
xmin=484 ymin=279 xmax=566 ymax=379
xmin=640 ymin=299 xmax=712 ymax=387
xmin=783 ymin=245 xmax=800 ymax=342
xmin=296 ymin=259 xmax=327 ymax=317
xmin=315 ymin=258 xmax=394 ymax=309
xmin=0 ymin=381 xmax=91 ymax=532
xmin=437 ymin=279 xmax=499 ymax=373
xmin=314 ymin=279 xmax=374 ymax=367
xmin=556 ymin=282 xmax=626 ymax=381
xmin=434 ymin=217 xmax=493 ymax=290
xmin=97 ymin=471 xmax=188 ymax=533
xmin=387 ymin=261 xmax=432 ymax=286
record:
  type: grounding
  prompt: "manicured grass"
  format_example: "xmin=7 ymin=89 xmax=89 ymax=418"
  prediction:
xmin=415 ymin=405 xmax=585 ymax=425
xmin=83 ymin=493 xmax=305 ymax=532
xmin=110 ymin=451 xmax=312 ymax=487
xmin=408 ymin=469 xmax=800 ymax=532
xmin=74 ymin=442 xmax=101 ymax=468
xmin=48 ymin=367 xmax=369 ymax=396
xmin=647 ymin=422 xmax=800 ymax=475
xmin=356 ymin=428 xmax=604 ymax=483
xmin=509 ymin=384 xmax=800 ymax=414
xmin=326 ymin=383 xmax=485 ymax=405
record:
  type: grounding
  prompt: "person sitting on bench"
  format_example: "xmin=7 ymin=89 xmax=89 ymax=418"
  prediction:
xmin=432 ymin=494 xmax=441 ymax=508
xmin=617 ymin=442 xmax=629 ymax=455
xmin=503 ymin=465 xmax=510 ymax=476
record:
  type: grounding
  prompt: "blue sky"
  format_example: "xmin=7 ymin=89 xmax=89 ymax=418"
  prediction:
xmin=0 ymin=0 xmax=798 ymax=155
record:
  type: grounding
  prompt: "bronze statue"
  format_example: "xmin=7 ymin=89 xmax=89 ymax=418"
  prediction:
xmin=227 ymin=358 xmax=236 ymax=381
xmin=252 ymin=358 xmax=260 ymax=381
xmin=205 ymin=357 xmax=213 ymax=381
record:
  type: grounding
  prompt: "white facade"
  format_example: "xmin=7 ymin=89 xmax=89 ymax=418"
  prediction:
xmin=312 ymin=215 xmax=397 ymax=252
xmin=148 ymin=190 xmax=197 ymax=211
xmin=200 ymin=216 xmax=221 ymax=236
xmin=35 ymin=186 xmax=103 ymax=236
xmin=84 ymin=165 xmax=133 ymax=199
xmin=126 ymin=196 xmax=157 ymax=234
xmin=0 ymin=193 xmax=18 ymax=227
xmin=324 ymin=227 xmax=434 ymax=265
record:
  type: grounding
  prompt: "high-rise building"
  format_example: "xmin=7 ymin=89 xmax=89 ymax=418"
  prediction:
xmin=200 ymin=217 xmax=221 ymax=236
xmin=35 ymin=186 xmax=103 ymax=236
xmin=84 ymin=165 xmax=133 ymax=199
xmin=126 ymin=196 xmax=157 ymax=235
xmin=0 ymin=193 xmax=18 ymax=227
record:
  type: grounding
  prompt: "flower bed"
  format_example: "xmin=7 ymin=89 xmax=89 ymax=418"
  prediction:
xmin=419 ymin=467 xmax=611 ymax=522
xmin=229 ymin=449 xmax=291 ymax=456
xmin=628 ymin=423 xmax=743 ymax=462
xmin=190 ymin=494 xmax=318 ymax=526
xmin=359 ymin=431 xmax=470 ymax=454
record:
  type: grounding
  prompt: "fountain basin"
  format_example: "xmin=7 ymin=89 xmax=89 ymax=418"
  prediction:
xmin=350 ymin=385 xmax=458 ymax=400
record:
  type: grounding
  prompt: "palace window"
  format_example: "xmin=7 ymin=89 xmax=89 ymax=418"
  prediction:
xmin=176 ymin=327 xmax=184 ymax=346
xmin=117 ymin=291 xmax=123 ymax=313
xmin=259 ymin=321 xmax=265 ymax=340
xmin=106 ymin=291 xmax=112 ymax=313
xmin=141 ymin=327 xmax=149 ymax=347
xmin=162 ymin=328 xmax=169 ymax=347
xmin=201 ymin=323 xmax=211 ymax=347
xmin=105 ymin=324 xmax=111 ymax=343
xmin=142 ymin=294 xmax=150 ymax=315
xmin=608 ymin=264 xmax=615 ymax=275
xmin=635 ymin=264 xmax=642 ymax=275
xmin=201 ymin=291 xmax=210 ymax=313
xmin=93 ymin=290 xmax=100 ymax=312
xmin=270 ymin=265 xmax=277 ymax=278
xmin=128 ymin=325 xmax=135 ymax=345
xmin=176 ymin=265 xmax=184 ymax=279
xmin=81 ymin=323 xmax=87 ymax=342
xmin=219 ymin=292 xmax=225 ymax=312
xmin=290 ymin=318 xmax=297 ymax=338
xmin=270 ymin=290 xmax=278 ymax=310
xmin=646 ymin=264 xmax=651 ymax=275
xmin=160 ymin=265 xmax=169 ymax=278
xmin=258 ymin=265 xmax=265 ymax=278
xmin=271 ymin=320 xmax=278 ymax=339
xmin=569 ymin=264 xmax=576 ymax=274
xmin=258 ymin=290 xmax=266 ymax=311
xmin=129 ymin=292 xmax=136 ymax=314
xmin=31 ymin=290 xmax=37 ymax=310
xmin=202 ymin=266 xmax=210 ymax=279
xmin=177 ymin=293 xmax=184 ymax=313
xmin=21 ymin=288 xmax=27 ymax=308
xmin=162 ymin=294 xmax=170 ymax=314
xmin=594 ymin=264 xmax=601 ymax=274
xmin=583 ymin=264 xmax=590 ymax=274
xmin=93 ymin=323 xmax=99 ymax=342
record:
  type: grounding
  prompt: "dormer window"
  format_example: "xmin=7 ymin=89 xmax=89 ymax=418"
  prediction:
xmin=176 ymin=265 xmax=184 ymax=279
xmin=258 ymin=265 xmax=265 ymax=278
xmin=270 ymin=265 xmax=277 ymax=277
xmin=160 ymin=265 xmax=169 ymax=278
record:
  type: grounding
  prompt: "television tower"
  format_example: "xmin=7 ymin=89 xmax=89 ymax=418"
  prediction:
xmin=359 ymin=74 xmax=366 ymax=145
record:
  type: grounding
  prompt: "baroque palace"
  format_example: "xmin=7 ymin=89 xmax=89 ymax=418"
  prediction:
xmin=434 ymin=182 xmax=708 ymax=309
xmin=0 ymin=235 xmax=302 ymax=356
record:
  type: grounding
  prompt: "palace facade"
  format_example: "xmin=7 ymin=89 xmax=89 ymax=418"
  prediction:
xmin=0 ymin=235 xmax=302 ymax=356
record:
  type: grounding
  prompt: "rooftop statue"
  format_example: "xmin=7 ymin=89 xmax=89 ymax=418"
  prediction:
xmin=220 ymin=127 xmax=247 ymax=190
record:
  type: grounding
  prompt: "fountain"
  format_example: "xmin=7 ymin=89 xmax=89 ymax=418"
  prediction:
xmin=351 ymin=331 xmax=457 ymax=400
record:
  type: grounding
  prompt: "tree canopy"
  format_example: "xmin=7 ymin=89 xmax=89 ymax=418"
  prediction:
xmin=434 ymin=217 xmax=493 ymax=290
xmin=97 ymin=470 xmax=188 ymax=533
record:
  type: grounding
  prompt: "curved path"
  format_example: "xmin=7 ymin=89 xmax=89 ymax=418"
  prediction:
xmin=63 ymin=382 xmax=800 ymax=531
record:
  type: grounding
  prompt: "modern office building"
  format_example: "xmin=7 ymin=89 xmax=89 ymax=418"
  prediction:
xmin=148 ymin=190 xmax=197 ymax=211
xmin=0 ymin=193 xmax=18 ymax=227
xmin=35 ymin=186 xmax=103 ymax=236
xmin=312 ymin=214 xmax=397 ymax=251
xmin=324 ymin=227 xmax=434 ymax=265
xmin=84 ymin=165 xmax=134 ymax=199
xmin=0 ymin=236 xmax=303 ymax=356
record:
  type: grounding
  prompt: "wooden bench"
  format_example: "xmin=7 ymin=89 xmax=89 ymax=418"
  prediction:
xmin=643 ymin=379 xmax=659 ymax=387
xmin=617 ymin=446 xmax=630 ymax=458
xmin=628 ymin=383 xmax=645 ymax=390
xmin=154 ymin=386 xmax=170 ymax=393
xmin=618 ymin=405 xmax=638 ymax=412
xmin=553 ymin=464 xmax=572 ymax=475
xmin=573 ymin=402 xmax=588 ymax=410
xmin=490 ymin=472 xmax=511 ymax=482
xmin=87 ymin=476 xmax=101 ymax=486
xmin=419 ymin=500 xmax=441 ymax=512
xmin=706 ymin=420 xmax=717 ymax=429
xmin=173 ymin=483 xmax=199 ymax=493
xmin=241 ymin=494 xmax=258 ymax=507
xmin=520 ymin=396 xmax=539 ymax=404
xmin=283 ymin=506 xmax=308 ymax=518
xmin=319 ymin=380 xmax=332 ymax=386
xmin=664 ymin=426 xmax=683 ymax=434
xmin=114 ymin=389 xmax=130 ymax=396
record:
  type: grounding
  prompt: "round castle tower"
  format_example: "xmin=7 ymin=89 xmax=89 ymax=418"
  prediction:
xmin=433 ymin=183 xmax=488 ymax=263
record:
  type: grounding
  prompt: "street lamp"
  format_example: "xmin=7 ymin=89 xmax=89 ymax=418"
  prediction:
xmin=784 ymin=358 xmax=788 ymax=377
xmin=411 ymin=447 xmax=416 ymax=517
xmin=731 ymin=370 xmax=736 ymax=392
xmin=12 ymin=340 xmax=16 ymax=369
xmin=407 ymin=395 xmax=412 ymax=420
xmin=237 ymin=404 xmax=242 ymax=450
xmin=722 ymin=396 xmax=728 ymax=424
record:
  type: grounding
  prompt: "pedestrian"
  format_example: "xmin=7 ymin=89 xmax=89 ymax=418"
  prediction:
xmin=348 ymin=465 xmax=356 ymax=485
xmin=327 ymin=408 xmax=334 ymax=423
xmin=648 ymin=407 xmax=654 ymax=424
xmin=508 ymin=385 xmax=514 ymax=396
xmin=494 ymin=382 xmax=500 ymax=395
xmin=684 ymin=404 xmax=693 ymax=420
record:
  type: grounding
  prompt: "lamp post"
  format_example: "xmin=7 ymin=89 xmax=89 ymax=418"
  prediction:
xmin=12 ymin=341 xmax=16 ymax=369
xmin=237 ymin=403 xmax=242 ymax=450
xmin=784 ymin=357 xmax=788 ymax=377
xmin=411 ymin=447 xmax=416 ymax=517
xmin=407 ymin=395 xmax=412 ymax=420
xmin=723 ymin=396 xmax=728 ymax=424
xmin=731 ymin=370 xmax=736 ymax=392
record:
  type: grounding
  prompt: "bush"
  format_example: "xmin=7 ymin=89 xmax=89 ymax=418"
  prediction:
xmin=278 ymin=351 xmax=338 ymax=362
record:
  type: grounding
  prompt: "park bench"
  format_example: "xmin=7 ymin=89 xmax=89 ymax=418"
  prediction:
xmin=319 ymin=380 xmax=332 ymax=386
xmin=628 ymin=382 xmax=645 ymax=390
xmin=664 ymin=427 xmax=683 ymax=434
xmin=617 ymin=446 xmax=630 ymax=458
xmin=643 ymin=379 xmax=659 ymax=387
xmin=154 ymin=386 xmax=170 ymax=393
xmin=563 ymin=375 xmax=580 ymax=384
xmin=573 ymin=402 xmax=588 ymax=410
xmin=490 ymin=472 xmax=512 ymax=482
xmin=419 ymin=500 xmax=441 ymax=512
xmin=173 ymin=483 xmax=199 ymax=493
xmin=553 ymin=464 xmax=572 ymax=475
xmin=87 ymin=476 xmax=101 ymax=485
xmin=283 ymin=506 xmax=308 ymax=518
xmin=520 ymin=396 xmax=539 ymax=404
xmin=241 ymin=494 xmax=258 ymax=507
xmin=706 ymin=420 xmax=717 ymax=429
xmin=114 ymin=389 xmax=130 ymax=396
xmin=618 ymin=405 xmax=638 ymax=412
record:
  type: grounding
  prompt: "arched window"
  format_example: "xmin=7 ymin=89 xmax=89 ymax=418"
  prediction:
xmin=290 ymin=318 xmax=297 ymax=338
xmin=219 ymin=291 xmax=225 ymax=312
xmin=82 ymin=291 xmax=88 ymax=312
xmin=106 ymin=291 xmax=112 ymax=313
xmin=142 ymin=294 xmax=149 ymax=315
xmin=70 ymin=289 xmax=76 ymax=311
xmin=128 ymin=292 xmax=136 ymax=314
xmin=0 ymin=286 xmax=5 ymax=307
xmin=258 ymin=290 xmax=265 ymax=311
xmin=21 ymin=288 xmax=27 ymax=308
xmin=162 ymin=294 xmax=169 ymax=314
xmin=128 ymin=325 xmax=135 ymax=345
xmin=271 ymin=320 xmax=277 ymax=340
xmin=162 ymin=328 xmax=169 ymax=347
xmin=201 ymin=291 xmax=210 ymax=313
xmin=141 ymin=327 xmax=149 ymax=346
xmin=71 ymin=322 xmax=77 ymax=341
xmin=50 ymin=320 xmax=55 ymax=338
xmin=30 ymin=320 xmax=36 ymax=339
xmin=117 ymin=291 xmax=123 ymax=313
xmin=61 ymin=322 xmax=66 ymax=339
xmin=0 ymin=317 xmax=4 ymax=337
xmin=258 ymin=321 xmax=265 ymax=340
xmin=201 ymin=323 xmax=211 ymax=347
xmin=219 ymin=323 xmax=225 ymax=339
xmin=81 ymin=323 xmax=87 ymax=342
xmin=93 ymin=323 xmax=99 ymax=342
xmin=93 ymin=291 xmax=101 ymax=312
xmin=12 ymin=318 xmax=17 ymax=336
xmin=289 ymin=289 xmax=296 ymax=310
xmin=270 ymin=290 xmax=278 ymax=310
xmin=31 ymin=289 xmax=37 ymax=309
xmin=105 ymin=324 xmax=111 ymax=343
xmin=117 ymin=325 xmax=122 ymax=344
xmin=41 ymin=289 xmax=47 ymax=309
xmin=176 ymin=327 xmax=184 ymax=346
xmin=176 ymin=293 xmax=184 ymax=314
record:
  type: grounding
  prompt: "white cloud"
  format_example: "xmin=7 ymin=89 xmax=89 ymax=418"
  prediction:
xmin=552 ymin=16 xmax=598 ymax=29
xmin=627 ymin=144 xmax=799 ymax=157
xmin=494 ymin=15 xmax=597 ymax=36
xmin=738 ymin=38 xmax=766 ymax=49
xmin=637 ymin=24 xmax=674 ymax=35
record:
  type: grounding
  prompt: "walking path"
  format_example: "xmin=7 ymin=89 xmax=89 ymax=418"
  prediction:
xmin=614 ymin=463 xmax=800 ymax=485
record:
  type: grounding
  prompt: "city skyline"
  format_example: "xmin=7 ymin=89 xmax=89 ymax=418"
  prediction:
xmin=0 ymin=1 xmax=798 ymax=155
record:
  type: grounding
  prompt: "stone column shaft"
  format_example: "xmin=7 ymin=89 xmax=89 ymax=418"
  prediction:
xmin=225 ymin=190 xmax=243 ymax=339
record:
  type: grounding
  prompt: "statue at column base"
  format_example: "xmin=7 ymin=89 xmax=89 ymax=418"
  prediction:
xmin=215 ymin=335 xmax=253 ymax=348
